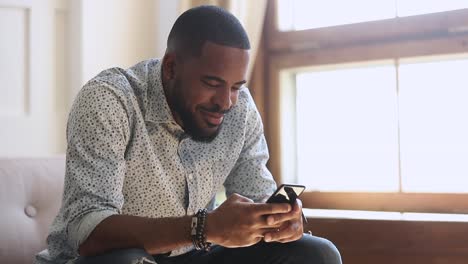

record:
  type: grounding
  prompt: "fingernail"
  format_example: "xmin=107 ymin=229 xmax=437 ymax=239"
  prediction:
xmin=268 ymin=217 xmax=274 ymax=225
xmin=264 ymin=234 xmax=271 ymax=242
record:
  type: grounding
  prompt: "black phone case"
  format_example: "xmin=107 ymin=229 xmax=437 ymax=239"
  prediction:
xmin=266 ymin=184 xmax=305 ymax=206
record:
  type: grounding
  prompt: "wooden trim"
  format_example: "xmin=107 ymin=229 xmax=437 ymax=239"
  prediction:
xmin=248 ymin=25 xmax=266 ymax=121
xmin=265 ymin=55 xmax=282 ymax=183
xmin=262 ymin=0 xmax=278 ymax=182
xmin=264 ymin=0 xmax=277 ymax=50
xmin=267 ymin=6 xmax=468 ymax=53
xmin=302 ymin=192 xmax=468 ymax=214
xmin=270 ymin=34 xmax=468 ymax=70
xmin=305 ymin=218 xmax=468 ymax=264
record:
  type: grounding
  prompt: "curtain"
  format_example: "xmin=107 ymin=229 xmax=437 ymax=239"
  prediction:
xmin=179 ymin=0 xmax=268 ymax=81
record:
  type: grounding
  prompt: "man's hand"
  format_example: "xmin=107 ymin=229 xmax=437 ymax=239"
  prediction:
xmin=205 ymin=193 xmax=291 ymax=248
xmin=263 ymin=199 xmax=304 ymax=243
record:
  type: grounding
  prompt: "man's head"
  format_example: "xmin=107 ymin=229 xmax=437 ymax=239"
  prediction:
xmin=162 ymin=5 xmax=250 ymax=142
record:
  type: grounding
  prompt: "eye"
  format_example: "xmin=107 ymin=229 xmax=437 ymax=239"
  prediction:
xmin=231 ymin=85 xmax=242 ymax=91
xmin=202 ymin=80 xmax=222 ymax=88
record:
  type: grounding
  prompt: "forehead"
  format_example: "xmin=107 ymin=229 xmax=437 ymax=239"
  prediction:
xmin=190 ymin=42 xmax=249 ymax=79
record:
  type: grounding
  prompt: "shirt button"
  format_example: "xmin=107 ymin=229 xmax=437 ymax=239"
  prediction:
xmin=25 ymin=205 xmax=37 ymax=218
xmin=188 ymin=173 xmax=193 ymax=180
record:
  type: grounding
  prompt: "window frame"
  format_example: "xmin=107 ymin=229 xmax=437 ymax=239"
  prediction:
xmin=263 ymin=1 xmax=468 ymax=214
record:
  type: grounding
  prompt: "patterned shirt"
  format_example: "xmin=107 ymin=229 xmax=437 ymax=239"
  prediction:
xmin=35 ymin=59 xmax=277 ymax=263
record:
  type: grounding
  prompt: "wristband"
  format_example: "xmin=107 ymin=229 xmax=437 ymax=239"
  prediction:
xmin=191 ymin=208 xmax=212 ymax=251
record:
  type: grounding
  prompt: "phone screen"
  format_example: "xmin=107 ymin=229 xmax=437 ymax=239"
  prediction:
xmin=266 ymin=184 xmax=305 ymax=205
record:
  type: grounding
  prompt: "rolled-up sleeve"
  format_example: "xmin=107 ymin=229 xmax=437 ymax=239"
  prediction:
xmin=224 ymin=92 xmax=277 ymax=202
xmin=62 ymin=83 xmax=130 ymax=252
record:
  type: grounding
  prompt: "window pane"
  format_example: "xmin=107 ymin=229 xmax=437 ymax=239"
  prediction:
xmin=397 ymin=0 xmax=468 ymax=17
xmin=277 ymin=0 xmax=294 ymax=31
xmin=277 ymin=0 xmax=468 ymax=31
xmin=399 ymin=58 xmax=468 ymax=193
xmin=296 ymin=64 xmax=399 ymax=191
xmin=277 ymin=0 xmax=396 ymax=31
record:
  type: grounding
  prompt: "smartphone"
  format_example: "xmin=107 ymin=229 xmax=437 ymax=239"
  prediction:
xmin=266 ymin=184 xmax=306 ymax=206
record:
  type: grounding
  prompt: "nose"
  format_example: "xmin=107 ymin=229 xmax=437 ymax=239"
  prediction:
xmin=212 ymin=87 xmax=232 ymax=111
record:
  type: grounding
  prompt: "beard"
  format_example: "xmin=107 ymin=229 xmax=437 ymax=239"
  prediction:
xmin=171 ymin=80 xmax=226 ymax=143
xmin=177 ymin=102 xmax=223 ymax=143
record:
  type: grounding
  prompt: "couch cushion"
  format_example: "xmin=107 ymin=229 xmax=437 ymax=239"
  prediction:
xmin=0 ymin=157 xmax=65 ymax=264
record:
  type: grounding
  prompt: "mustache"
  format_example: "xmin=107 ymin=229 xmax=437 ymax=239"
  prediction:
xmin=199 ymin=105 xmax=232 ymax=114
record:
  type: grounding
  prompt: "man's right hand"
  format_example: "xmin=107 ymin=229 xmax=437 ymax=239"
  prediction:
xmin=205 ymin=193 xmax=291 ymax=248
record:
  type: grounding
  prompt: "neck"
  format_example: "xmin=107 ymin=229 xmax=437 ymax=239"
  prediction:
xmin=161 ymin=72 xmax=184 ymax=128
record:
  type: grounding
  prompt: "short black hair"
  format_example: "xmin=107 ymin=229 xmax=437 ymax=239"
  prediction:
xmin=167 ymin=5 xmax=250 ymax=59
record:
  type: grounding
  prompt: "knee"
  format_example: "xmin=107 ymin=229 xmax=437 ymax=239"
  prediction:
xmin=286 ymin=235 xmax=342 ymax=264
xmin=313 ymin=236 xmax=342 ymax=264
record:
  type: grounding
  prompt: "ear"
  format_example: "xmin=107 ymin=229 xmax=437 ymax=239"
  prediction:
xmin=162 ymin=53 xmax=177 ymax=81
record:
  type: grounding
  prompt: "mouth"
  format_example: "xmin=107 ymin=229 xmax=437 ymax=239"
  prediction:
xmin=200 ymin=109 xmax=224 ymax=126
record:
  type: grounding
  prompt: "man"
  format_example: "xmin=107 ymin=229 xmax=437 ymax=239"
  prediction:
xmin=35 ymin=5 xmax=341 ymax=264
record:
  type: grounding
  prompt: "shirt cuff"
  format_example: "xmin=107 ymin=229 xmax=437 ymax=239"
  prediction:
xmin=68 ymin=210 xmax=118 ymax=252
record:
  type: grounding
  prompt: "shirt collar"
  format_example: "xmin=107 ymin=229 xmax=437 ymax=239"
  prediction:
xmin=145 ymin=61 xmax=176 ymax=124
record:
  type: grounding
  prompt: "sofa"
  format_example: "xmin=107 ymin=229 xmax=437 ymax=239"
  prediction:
xmin=0 ymin=157 xmax=65 ymax=264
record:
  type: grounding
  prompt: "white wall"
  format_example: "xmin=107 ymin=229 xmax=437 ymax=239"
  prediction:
xmin=0 ymin=0 xmax=180 ymax=157
xmin=81 ymin=0 xmax=157 ymax=82
xmin=155 ymin=0 xmax=179 ymax=56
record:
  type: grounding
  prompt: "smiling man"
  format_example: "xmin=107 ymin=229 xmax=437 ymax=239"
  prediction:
xmin=162 ymin=40 xmax=248 ymax=142
xmin=35 ymin=5 xmax=341 ymax=264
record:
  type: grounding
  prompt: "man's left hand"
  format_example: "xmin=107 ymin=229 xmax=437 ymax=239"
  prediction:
xmin=263 ymin=199 xmax=304 ymax=243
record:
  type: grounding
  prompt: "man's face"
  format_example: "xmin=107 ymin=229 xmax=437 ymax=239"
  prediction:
xmin=169 ymin=42 xmax=249 ymax=142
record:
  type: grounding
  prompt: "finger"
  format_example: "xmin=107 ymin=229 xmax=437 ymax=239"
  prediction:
xmin=252 ymin=203 xmax=291 ymax=216
xmin=266 ymin=206 xmax=302 ymax=226
xmin=276 ymin=237 xmax=293 ymax=243
xmin=276 ymin=232 xmax=303 ymax=243
xmin=263 ymin=222 xmax=292 ymax=242
xmin=255 ymin=217 xmax=282 ymax=229
xmin=264 ymin=229 xmax=292 ymax=242
xmin=264 ymin=221 xmax=303 ymax=242
xmin=295 ymin=198 xmax=303 ymax=210
xmin=258 ymin=223 xmax=287 ymax=236
xmin=256 ymin=215 xmax=283 ymax=228
xmin=266 ymin=212 xmax=297 ymax=226
xmin=260 ymin=227 xmax=282 ymax=233
xmin=275 ymin=233 xmax=297 ymax=243
xmin=250 ymin=236 xmax=263 ymax=246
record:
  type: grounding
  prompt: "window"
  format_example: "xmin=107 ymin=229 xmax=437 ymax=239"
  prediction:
xmin=293 ymin=56 xmax=468 ymax=194
xmin=295 ymin=63 xmax=399 ymax=192
xmin=263 ymin=0 xmax=468 ymax=215
xmin=399 ymin=57 xmax=468 ymax=193
xmin=399 ymin=0 xmax=468 ymax=17
xmin=278 ymin=0 xmax=396 ymax=31
xmin=278 ymin=0 xmax=468 ymax=31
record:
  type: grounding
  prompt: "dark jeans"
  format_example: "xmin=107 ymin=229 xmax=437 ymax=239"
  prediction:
xmin=75 ymin=234 xmax=342 ymax=264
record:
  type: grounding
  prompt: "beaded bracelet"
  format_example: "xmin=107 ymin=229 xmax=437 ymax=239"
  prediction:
xmin=191 ymin=208 xmax=212 ymax=251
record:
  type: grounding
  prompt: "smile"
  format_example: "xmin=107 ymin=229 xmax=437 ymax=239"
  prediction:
xmin=200 ymin=109 xmax=224 ymax=126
